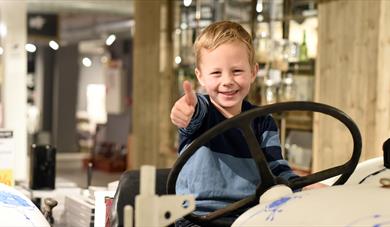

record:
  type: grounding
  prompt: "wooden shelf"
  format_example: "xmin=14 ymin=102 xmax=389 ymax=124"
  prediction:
xmin=284 ymin=111 xmax=313 ymax=131
xmin=277 ymin=111 xmax=313 ymax=172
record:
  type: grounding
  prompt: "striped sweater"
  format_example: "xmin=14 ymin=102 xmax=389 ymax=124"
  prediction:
xmin=176 ymin=94 xmax=298 ymax=215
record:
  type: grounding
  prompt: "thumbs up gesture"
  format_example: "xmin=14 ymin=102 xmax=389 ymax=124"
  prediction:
xmin=170 ymin=81 xmax=198 ymax=128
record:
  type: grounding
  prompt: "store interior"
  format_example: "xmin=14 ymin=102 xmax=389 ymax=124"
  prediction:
xmin=1 ymin=0 xmax=390 ymax=226
xmin=18 ymin=0 xmax=319 ymax=182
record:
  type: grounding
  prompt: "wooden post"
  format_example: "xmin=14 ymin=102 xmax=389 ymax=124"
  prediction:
xmin=131 ymin=0 xmax=176 ymax=169
xmin=313 ymin=0 xmax=390 ymax=172
xmin=158 ymin=0 xmax=178 ymax=167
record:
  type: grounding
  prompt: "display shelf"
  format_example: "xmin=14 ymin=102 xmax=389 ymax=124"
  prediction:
xmin=276 ymin=111 xmax=313 ymax=173
xmin=287 ymin=59 xmax=315 ymax=75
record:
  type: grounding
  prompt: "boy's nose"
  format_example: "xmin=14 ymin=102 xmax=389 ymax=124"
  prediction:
xmin=221 ymin=73 xmax=234 ymax=86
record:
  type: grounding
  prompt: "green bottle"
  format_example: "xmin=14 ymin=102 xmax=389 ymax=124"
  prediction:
xmin=299 ymin=30 xmax=308 ymax=61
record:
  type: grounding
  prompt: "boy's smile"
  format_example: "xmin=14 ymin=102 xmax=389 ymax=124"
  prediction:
xmin=195 ymin=41 xmax=257 ymax=117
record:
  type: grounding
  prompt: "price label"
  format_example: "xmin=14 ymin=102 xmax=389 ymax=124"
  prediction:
xmin=0 ymin=130 xmax=14 ymax=186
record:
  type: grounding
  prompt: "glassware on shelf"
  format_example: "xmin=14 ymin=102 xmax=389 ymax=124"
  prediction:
xmin=254 ymin=35 xmax=306 ymax=105
xmin=255 ymin=37 xmax=299 ymax=72
xmin=278 ymin=73 xmax=297 ymax=102
xmin=283 ymin=41 xmax=299 ymax=63
xmin=271 ymin=39 xmax=288 ymax=72
xmin=261 ymin=78 xmax=278 ymax=105
xmin=254 ymin=36 xmax=273 ymax=64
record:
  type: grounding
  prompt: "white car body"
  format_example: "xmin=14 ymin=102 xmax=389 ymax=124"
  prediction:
xmin=0 ymin=183 xmax=50 ymax=227
xmin=232 ymin=157 xmax=390 ymax=226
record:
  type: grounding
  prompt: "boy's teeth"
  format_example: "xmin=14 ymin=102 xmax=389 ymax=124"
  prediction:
xmin=223 ymin=91 xmax=236 ymax=95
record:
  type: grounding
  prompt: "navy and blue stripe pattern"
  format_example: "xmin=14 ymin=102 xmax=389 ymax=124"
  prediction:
xmin=176 ymin=94 xmax=298 ymax=215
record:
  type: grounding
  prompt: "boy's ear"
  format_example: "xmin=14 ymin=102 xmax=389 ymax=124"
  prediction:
xmin=195 ymin=68 xmax=205 ymax=86
xmin=251 ymin=63 xmax=259 ymax=83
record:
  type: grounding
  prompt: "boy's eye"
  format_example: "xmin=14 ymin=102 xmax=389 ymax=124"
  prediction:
xmin=233 ymin=69 xmax=243 ymax=75
xmin=210 ymin=71 xmax=221 ymax=76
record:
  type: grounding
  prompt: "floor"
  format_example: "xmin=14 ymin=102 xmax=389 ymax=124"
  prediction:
xmin=56 ymin=153 xmax=123 ymax=189
xmin=56 ymin=167 xmax=123 ymax=189
xmin=12 ymin=153 xmax=125 ymax=227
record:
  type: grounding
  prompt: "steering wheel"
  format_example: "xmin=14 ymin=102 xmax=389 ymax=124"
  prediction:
xmin=166 ymin=101 xmax=362 ymax=226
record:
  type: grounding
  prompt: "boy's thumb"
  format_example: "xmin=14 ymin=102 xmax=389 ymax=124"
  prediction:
xmin=183 ymin=81 xmax=196 ymax=106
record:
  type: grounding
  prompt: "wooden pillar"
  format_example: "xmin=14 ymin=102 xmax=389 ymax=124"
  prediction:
xmin=131 ymin=0 xmax=176 ymax=169
xmin=313 ymin=0 xmax=390 ymax=171
xmin=158 ymin=0 xmax=178 ymax=167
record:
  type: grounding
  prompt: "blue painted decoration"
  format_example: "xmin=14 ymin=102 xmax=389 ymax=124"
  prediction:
xmin=345 ymin=214 xmax=390 ymax=227
xmin=0 ymin=190 xmax=32 ymax=208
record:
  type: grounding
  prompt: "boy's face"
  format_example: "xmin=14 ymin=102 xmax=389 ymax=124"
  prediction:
xmin=195 ymin=41 xmax=257 ymax=116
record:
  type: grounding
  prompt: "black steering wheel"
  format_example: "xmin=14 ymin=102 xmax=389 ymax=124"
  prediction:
xmin=166 ymin=101 xmax=362 ymax=226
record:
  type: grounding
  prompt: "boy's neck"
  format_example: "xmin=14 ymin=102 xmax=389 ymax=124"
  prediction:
xmin=210 ymin=99 xmax=242 ymax=118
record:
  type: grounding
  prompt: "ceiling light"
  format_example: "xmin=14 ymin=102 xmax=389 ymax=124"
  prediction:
xmin=82 ymin=57 xmax=92 ymax=67
xmin=256 ymin=0 xmax=263 ymax=13
xmin=105 ymin=34 xmax=116 ymax=46
xmin=25 ymin=43 xmax=37 ymax=53
xmin=183 ymin=0 xmax=192 ymax=7
xmin=49 ymin=40 xmax=59 ymax=50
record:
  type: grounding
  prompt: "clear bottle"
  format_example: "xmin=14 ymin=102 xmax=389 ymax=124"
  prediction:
xmin=279 ymin=73 xmax=297 ymax=102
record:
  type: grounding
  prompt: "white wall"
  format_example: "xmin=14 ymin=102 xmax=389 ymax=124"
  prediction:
xmin=77 ymin=55 xmax=105 ymax=111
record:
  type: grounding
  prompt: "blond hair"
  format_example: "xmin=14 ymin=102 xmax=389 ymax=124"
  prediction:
xmin=193 ymin=21 xmax=255 ymax=68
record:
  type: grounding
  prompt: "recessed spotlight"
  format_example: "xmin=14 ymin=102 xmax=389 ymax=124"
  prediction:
xmin=25 ymin=43 xmax=36 ymax=53
xmin=82 ymin=57 xmax=92 ymax=67
xmin=256 ymin=0 xmax=263 ymax=13
xmin=105 ymin=34 xmax=116 ymax=46
xmin=183 ymin=0 xmax=192 ymax=7
xmin=49 ymin=40 xmax=59 ymax=50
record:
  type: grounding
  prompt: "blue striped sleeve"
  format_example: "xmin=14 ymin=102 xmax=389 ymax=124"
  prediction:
xmin=260 ymin=130 xmax=280 ymax=148
xmin=259 ymin=115 xmax=298 ymax=180
xmin=269 ymin=160 xmax=298 ymax=180
xmin=259 ymin=115 xmax=283 ymax=161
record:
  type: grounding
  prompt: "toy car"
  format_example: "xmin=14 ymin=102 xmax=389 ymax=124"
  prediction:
xmin=167 ymin=101 xmax=390 ymax=226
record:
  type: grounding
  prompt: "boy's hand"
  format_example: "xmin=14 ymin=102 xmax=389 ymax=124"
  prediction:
xmin=302 ymin=182 xmax=328 ymax=191
xmin=170 ymin=81 xmax=198 ymax=128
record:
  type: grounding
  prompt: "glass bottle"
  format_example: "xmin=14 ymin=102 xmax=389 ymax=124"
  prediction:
xmin=279 ymin=73 xmax=297 ymax=102
xmin=299 ymin=30 xmax=308 ymax=62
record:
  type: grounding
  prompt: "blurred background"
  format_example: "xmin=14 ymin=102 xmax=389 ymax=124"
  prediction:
xmin=0 ymin=0 xmax=389 ymax=189
xmin=0 ymin=0 xmax=390 ymax=226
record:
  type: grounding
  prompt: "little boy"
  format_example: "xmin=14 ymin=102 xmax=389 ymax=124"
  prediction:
xmin=170 ymin=21 xmax=298 ymax=226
